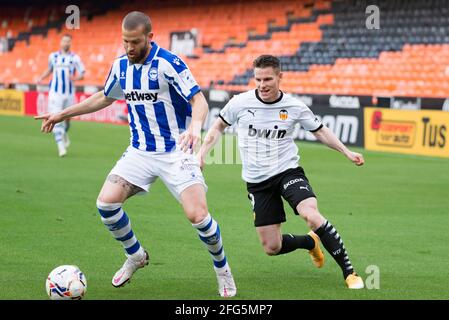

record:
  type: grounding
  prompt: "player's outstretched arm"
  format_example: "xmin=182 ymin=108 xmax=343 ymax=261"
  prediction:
xmin=35 ymin=91 xmax=115 ymax=133
xmin=36 ymin=67 xmax=52 ymax=84
xmin=71 ymin=71 xmax=85 ymax=82
xmin=179 ymin=91 xmax=209 ymax=153
xmin=312 ymin=125 xmax=365 ymax=166
xmin=197 ymin=117 xmax=229 ymax=169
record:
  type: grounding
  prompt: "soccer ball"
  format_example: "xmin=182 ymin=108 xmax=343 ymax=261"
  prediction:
xmin=45 ymin=265 xmax=87 ymax=300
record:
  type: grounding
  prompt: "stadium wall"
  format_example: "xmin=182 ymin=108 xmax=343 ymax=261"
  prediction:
xmin=1 ymin=88 xmax=448 ymax=158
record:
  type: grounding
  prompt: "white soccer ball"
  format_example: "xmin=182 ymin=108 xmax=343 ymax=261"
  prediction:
xmin=45 ymin=265 xmax=87 ymax=300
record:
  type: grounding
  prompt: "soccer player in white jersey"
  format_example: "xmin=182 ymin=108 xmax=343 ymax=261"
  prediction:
xmin=37 ymin=34 xmax=85 ymax=157
xmin=199 ymin=55 xmax=365 ymax=289
xmin=35 ymin=12 xmax=236 ymax=297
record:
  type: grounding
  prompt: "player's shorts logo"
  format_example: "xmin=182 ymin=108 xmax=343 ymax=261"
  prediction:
xmin=283 ymin=178 xmax=304 ymax=190
xmin=279 ymin=109 xmax=288 ymax=121
xmin=149 ymin=67 xmax=158 ymax=81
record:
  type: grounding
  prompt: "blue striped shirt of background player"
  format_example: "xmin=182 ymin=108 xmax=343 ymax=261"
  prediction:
xmin=103 ymin=42 xmax=201 ymax=153
xmin=48 ymin=51 xmax=85 ymax=95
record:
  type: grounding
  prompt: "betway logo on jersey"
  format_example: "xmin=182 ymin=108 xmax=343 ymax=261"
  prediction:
xmin=248 ymin=124 xmax=287 ymax=139
xmin=124 ymin=92 xmax=158 ymax=102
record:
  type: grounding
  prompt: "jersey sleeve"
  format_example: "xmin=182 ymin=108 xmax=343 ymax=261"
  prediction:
xmin=74 ymin=55 xmax=85 ymax=75
xmin=297 ymin=104 xmax=323 ymax=132
xmin=162 ymin=56 xmax=201 ymax=102
xmin=103 ymin=60 xmax=124 ymax=100
xmin=218 ymin=96 xmax=239 ymax=126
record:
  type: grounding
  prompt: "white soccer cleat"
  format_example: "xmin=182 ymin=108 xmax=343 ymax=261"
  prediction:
xmin=216 ymin=269 xmax=237 ymax=298
xmin=58 ymin=144 xmax=67 ymax=157
xmin=63 ymin=133 xmax=71 ymax=148
xmin=112 ymin=250 xmax=149 ymax=288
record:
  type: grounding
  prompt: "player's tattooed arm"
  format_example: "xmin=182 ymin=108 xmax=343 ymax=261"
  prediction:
xmin=107 ymin=174 xmax=143 ymax=198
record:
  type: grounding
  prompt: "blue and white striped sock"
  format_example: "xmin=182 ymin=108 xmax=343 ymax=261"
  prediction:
xmin=53 ymin=122 xmax=65 ymax=147
xmin=193 ymin=213 xmax=229 ymax=273
xmin=96 ymin=201 xmax=144 ymax=259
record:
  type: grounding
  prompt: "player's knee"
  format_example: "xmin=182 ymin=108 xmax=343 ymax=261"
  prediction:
xmin=181 ymin=184 xmax=209 ymax=224
xmin=262 ymin=241 xmax=281 ymax=256
xmin=97 ymin=195 xmax=111 ymax=205
xmin=97 ymin=192 xmax=122 ymax=205
xmin=297 ymin=202 xmax=324 ymax=229
xmin=186 ymin=205 xmax=209 ymax=224
xmin=96 ymin=198 xmax=122 ymax=211
xmin=297 ymin=200 xmax=318 ymax=219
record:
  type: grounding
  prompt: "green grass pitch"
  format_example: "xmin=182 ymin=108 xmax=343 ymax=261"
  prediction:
xmin=1 ymin=115 xmax=448 ymax=300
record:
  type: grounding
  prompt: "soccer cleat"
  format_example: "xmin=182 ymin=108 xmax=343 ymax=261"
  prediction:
xmin=345 ymin=272 xmax=364 ymax=289
xmin=216 ymin=269 xmax=237 ymax=298
xmin=63 ymin=133 xmax=71 ymax=148
xmin=112 ymin=250 xmax=149 ymax=288
xmin=58 ymin=144 xmax=67 ymax=157
xmin=307 ymin=231 xmax=325 ymax=268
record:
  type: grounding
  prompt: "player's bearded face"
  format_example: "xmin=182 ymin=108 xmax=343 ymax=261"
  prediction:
xmin=122 ymin=27 xmax=152 ymax=64
xmin=254 ymin=67 xmax=282 ymax=102
xmin=60 ymin=37 xmax=71 ymax=52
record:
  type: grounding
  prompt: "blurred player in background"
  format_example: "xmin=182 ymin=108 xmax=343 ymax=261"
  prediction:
xmin=36 ymin=11 xmax=236 ymax=297
xmin=198 ymin=55 xmax=365 ymax=289
xmin=37 ymin=34 xmax=85 ymax=157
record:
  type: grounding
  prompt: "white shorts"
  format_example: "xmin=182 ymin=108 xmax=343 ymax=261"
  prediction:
xmin=48 ymin=92 xmax=75 ymax=114
xmin=109 ymin=146 xmax=207 ymax=201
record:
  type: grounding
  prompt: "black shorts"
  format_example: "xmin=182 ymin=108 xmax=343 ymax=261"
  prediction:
xmin=246 ymin=167 xmax=316 ymax=227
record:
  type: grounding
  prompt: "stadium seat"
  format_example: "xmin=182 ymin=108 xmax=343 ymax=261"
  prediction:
xmin=2 ymin=0 xmax=449 ymax=98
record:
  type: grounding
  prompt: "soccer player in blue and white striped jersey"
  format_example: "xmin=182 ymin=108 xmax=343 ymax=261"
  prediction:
xmin=37 ymin=34 xmax=85 ymax=157
xmin=36 ymin=11 xmax=236 ymax=297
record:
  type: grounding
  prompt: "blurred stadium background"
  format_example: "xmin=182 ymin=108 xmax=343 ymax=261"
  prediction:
xmin=0 ymin=0 xmax=448 ymax=300
xmin=2 ymin=0 xmax=449 ymax=155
